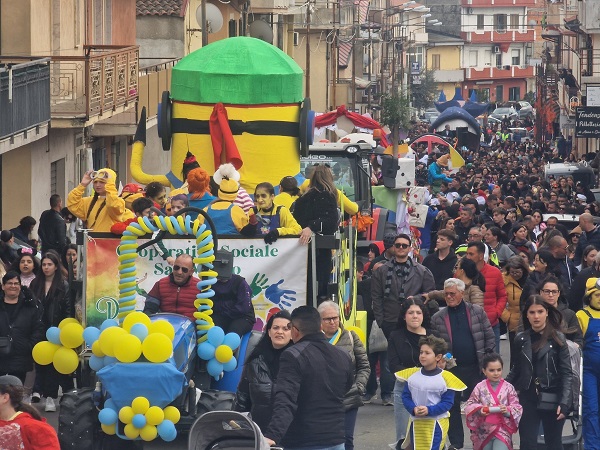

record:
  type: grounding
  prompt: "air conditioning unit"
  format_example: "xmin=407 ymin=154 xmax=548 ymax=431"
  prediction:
xmin=293 ymin=31 xmax=299 ymax=46
xmin=467 ymin=7 xmax=473 ymax=14
xmin=503 ymin=65 xmax=511 ymax=70
xmin=493 ymin=45 xmax=501 ymax=54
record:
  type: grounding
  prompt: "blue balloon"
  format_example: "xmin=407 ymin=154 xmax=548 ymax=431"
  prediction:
xmin=223 ymin=333 xmax=241 ymax=351
xmin=197 ymin=342 xmax=215 ymax=360
xmin=46 ymin=327 xmax=61 ymax=345
xmin=130 ymin=323 xmax=149 ymax=341
xmin=89 ymin=355 xmax=104 ymax=372
xmin=223 ymin=356 xmax=237 ymax=372
xmin=83 ymin=327 xmax=101 ymax=347
xmin=207 ymin=326 xmax=225 ymax=347
xmin=101 ymin=319 xmax=119 ymax=331
xmin=104 ymin=398 xmax=117 ymax=411
xmin=207 ymin=359 xmax=224 ymax=379
xmin=132 ymin=413 xmax=146 ymax=429
xmin=103 ymin=356 xmax=117 ymax=366
xmin=98 ymin=407 xmax=118 ymax=425
xmin=157 ymin=420 xmax=177 ymax=442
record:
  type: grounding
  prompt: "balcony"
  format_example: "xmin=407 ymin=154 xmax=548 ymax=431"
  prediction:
xmin=465 ymin=65 xmax=535 ymax=81
xmin=138 ymin=59 xmax=179 ymax=121
xmin=461 ymin=30 xmax=536 ymax=44
xmin=250 ymin=0 xmax=295 ymax=13
xmin=433 ymin=69 xmax=465 ymax=83
xmin=580 ymin=49 xmax=600 ymax=85
xmin=0 ymin=58 xmax=51 ymax=152
xmin=48 ymin=45 xmax=139 ymax=126
xmin=461 ymin=0 xmax=535 ymax=6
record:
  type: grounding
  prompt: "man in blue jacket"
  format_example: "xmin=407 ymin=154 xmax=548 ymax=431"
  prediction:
xmin=265 ymin=306 xmax=354 ymax=449
xmin=428 ymin=154 xmax=453 ymax=194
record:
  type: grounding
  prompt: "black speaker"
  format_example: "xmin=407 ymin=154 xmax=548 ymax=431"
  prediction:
xmin=381 ymin=155 xmax=398 ymax=189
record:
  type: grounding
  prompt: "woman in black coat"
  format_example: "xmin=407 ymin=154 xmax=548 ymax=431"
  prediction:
xmin=29 ymin=252 xmax=72 ymax=410
xmin=0 ymin=271 xmax=44 ymax=383
xmin=293 ymin=165 xmax=339 ymax=300
xmin=506 ymin=295 xmax=573 ymax=450
xmin=232 ymin=310 xmax=293 ymax=431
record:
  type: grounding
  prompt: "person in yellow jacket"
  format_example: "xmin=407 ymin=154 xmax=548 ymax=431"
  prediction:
xmin=273 ymin=176 xmax=300 ymax=210
xmin=254 ymin=182 xmax=302 ymax=244
xmin=300 ymin=167 xmax=359 ymax=216
xmin=67 ymin=168 xmax=130 ymax=232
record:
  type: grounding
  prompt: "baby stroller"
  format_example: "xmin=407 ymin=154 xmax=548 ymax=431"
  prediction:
xmin=538 ymin=342 xmax=584 ymax=450
xmin=188 ymin=411 xmax=273 ymax=450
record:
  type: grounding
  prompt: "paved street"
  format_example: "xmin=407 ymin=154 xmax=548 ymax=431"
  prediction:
xmin=38 ymin=340 xmax=521 ymax=449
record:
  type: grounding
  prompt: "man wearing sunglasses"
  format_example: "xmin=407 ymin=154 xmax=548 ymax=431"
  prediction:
xmin=143 ymin=254 xmax=199 ymax=321
xmin=371 ymin=234 xmax=435 ymax=338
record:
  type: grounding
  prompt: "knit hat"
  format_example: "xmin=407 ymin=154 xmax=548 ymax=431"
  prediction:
xmin=586 ymin=277 xmax=600 ymax=297
xmin=213 ymin=163 xmax=241 ymax=185
xmin=187 ymin=168 xmax=211 ymax=199
xmin=0 ymin=375 xmax=22 ymax=386
xmin=182 ymin=151 xmax=201 ymax=179
xmin=218 ymin=177 xmax=239 ymax=202
xmin=437 ymin=154 xmax=450 ymax=167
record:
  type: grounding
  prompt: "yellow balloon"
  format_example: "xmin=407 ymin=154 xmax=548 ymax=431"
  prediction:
xmin=139 ymin=424 xmax=158 ymax=441
xmin=32 ymin=341 xmax=61 ymax=366
xmin=58 ymin=318 xmax=80 ymax=329
xmin=132 ymin=396 xmax=150 ymax=415
xmin=119 ymin=406 xmax=134 ymax=424
xmin=145 ymin=406 xmax=164 ymax=426
xmin=163 ymin=406 xmax=180 ymax=424
xmin=91 ymin=340 xmax=105 ymax=357
xmin=101 ymin=423 xmax=116 ymax=435
xmin=52 ymin=347 xmax=79 ymax=375
xmin=215 ymin=345 xmax=233 ymax=364
xmin=122 ymin=311 xmax=152 ymax=332
xmin=141 ymin=333 xmax=173 ymax=363
xmin=60 ymin=323 xmax=85 ymax=349
xmin=114 ymin=334 xmax=142 ymax=363
xmin=148 ymin=320 xmax=175 ymax=341
xmin=124 ymin=423 xmax=140 ymax=440
xmin=99 ymin=327 xmax=127 ymax=357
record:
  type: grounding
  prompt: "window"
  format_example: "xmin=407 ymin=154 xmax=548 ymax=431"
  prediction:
xmin=469 ymin=51 xmax=478 ymax=67
xmin=496 ymin=53 xmax=503 ymax=68
xmin=511 ymin=49 xmax=521 ymax=66
xmin=496 ymin=85 xmax=504 ymax=102
xmin=51 ymin=159 xmax=66 ymax=202
xmin=509 ymin=87 xmax=521 ymax=101
xmin=510 ymin=14 xmax=519 ymax=30
xmin=477 ymin=15 xmax=484 ymax=30
xmin=432 ymin=54 xmax=441 ymax=70
xmin=494 ymin=14 xmax=507 ymax=32
xmin=484 ymin=50 xmax=492 ymax=65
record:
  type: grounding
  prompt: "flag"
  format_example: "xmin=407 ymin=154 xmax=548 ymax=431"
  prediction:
xmin=449 ymin=145 xmax=465 ymax=169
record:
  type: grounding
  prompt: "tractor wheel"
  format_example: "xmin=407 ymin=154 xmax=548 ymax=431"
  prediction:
xmin=196 ymin=389 xmax=236 ymax=416
xmin=58 ymin=388 xmax=101 ymax=450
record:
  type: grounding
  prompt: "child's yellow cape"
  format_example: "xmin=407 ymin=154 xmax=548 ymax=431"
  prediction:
xmin=395 ymin=367 xmax=467 ymax=391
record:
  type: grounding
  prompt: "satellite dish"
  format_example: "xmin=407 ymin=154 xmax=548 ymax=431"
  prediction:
xmin=196 ymin=3 xmax=224 ymax=34
xmin=249 ymin=20 xmax=274 ymax=44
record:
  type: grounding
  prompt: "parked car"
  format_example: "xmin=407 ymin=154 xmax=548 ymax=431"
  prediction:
xmin=490 ymin=107 xmax=518 ymax=121
xmin=544 ymin=162 xmax=597 ymax=188
xmin=508 ymin=127 xmax=533 ymax=143
xmin=517 ymin=101 xmax=534 ymax=120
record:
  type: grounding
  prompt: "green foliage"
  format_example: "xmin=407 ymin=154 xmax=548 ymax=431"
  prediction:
xmin=523 ymin=91 xmax=535 ymax=105
xmin=380 ymin=91 xmax=411 ymax=132
xmin=411 ymin=70 xmax=438 ymax=111
xmin=476 ymin=89 xmax=489 ymax=103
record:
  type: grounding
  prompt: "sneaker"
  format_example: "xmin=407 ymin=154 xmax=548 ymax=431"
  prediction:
xmin=45 ymin=397 xmax=57 ymax=412
xmin=361 ymin=393 xmax=374 ymax=404
xmin=500 ymin=333 xmax=508 ymax=340
xmin=31 ymin=392 xmax=41 ymax=403
xmin=381 ymin=395 xmax=393 ymax=406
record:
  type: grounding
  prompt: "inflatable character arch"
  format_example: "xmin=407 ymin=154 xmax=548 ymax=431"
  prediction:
xmin=131 ymin=37 xmax=314 ymax=193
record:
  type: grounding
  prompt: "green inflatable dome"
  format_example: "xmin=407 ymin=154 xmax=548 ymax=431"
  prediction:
xmin=171 ymin=37 xmax=304 ymax=105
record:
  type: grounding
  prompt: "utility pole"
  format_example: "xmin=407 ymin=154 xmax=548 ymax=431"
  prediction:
xmin=201 ymin=0 xmax=208 ymax=46
xmin=305 ymin=0 xmax=311 ymax=97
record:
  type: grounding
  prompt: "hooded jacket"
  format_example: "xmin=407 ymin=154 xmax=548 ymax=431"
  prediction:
xmin=67 ymin=168 xmax=129 ymax=232
xmin=333 ymin=329 xmax=370 ymax=411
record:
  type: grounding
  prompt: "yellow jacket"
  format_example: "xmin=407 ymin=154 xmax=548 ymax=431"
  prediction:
xmin=67 ymin=174 xmax=128 ymax=232
xmin=274 ymin=192 xmax=299 ymax=210
xmin=256 ymin=205 xmax=302 ymax=237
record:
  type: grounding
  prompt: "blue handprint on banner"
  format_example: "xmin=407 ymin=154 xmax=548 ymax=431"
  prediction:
xmin=265 ymin=279 xmax=297 ymax=308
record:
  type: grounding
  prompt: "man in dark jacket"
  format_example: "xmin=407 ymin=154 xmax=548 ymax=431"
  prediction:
xmin=575 ymin=213 xmax=600 ymax=266
xmin=38 ymin=194 xmax=68 ymax=255
xmin=547 ymin=235 xmax=579 ymax=297
xmin=265 ymin=306 xmax=353 ymax=449
xmin=569 ymin=252 xmax=600 ymax=311
xmin=423 ymin=229 xmax=458 ymax=293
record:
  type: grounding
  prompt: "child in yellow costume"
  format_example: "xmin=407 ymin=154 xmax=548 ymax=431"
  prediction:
xmin=203 ymin=177 xmax=257 ymax=236
xmin=396 ymin=335 xmax=466 ymax=450
xmin=67 ymin=169 xmax=130 ymax=232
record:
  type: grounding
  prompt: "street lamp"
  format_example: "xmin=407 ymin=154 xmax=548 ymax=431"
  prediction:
xmin=428 ymin=19 xmax=439 ymax=23
xmin=413 ymin=6 xmax=430 ymax=12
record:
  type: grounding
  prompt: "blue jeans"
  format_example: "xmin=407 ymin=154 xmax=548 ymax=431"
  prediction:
xmin=366 ymin=351 xmax=394 ymax=397
xmin=393 ymin=379 xmax=410 ymax=446
xmin=492 ymin=323 xmax=500 ymax=353
xmin=344 ymin=407 xmax=359 ymax=450
xmin=287 ymin=445 xmax=345 ymax=450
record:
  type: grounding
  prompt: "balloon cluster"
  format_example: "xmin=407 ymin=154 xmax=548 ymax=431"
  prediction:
xmin=197 ymin=327 xmax=241 ymax=379
xmin=98 ymin=396 xmax=179 ymax=442
xmin=32 ymin=318 xmax=83 ymax=374
xmin=86 ymin=312 xmax=175 ymax=371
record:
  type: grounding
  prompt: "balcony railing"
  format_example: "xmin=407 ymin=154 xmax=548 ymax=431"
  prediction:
xmin=465 ymin=65 xmax=535 ymax=80
xmin=0 ymin=58 xmax=50 ymax=140
xmin=580 ymin=49 xmax=600 ymax=80
xmin=49 ymin=45 xmax=139 ymax=121
xmin=138 ymin=58 xmax=180 ymax=121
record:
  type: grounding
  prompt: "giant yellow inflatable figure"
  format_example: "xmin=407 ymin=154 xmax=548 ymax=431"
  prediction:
xmin=131 ymin=37 xmax=313 ymax=193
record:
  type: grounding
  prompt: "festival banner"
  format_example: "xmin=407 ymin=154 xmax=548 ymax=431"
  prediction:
xmin=85 ymin=236 xmax=308 ymax=330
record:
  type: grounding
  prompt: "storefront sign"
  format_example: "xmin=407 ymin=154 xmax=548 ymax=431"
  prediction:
xmin=575 ymin=107 xmax=600 ymax=138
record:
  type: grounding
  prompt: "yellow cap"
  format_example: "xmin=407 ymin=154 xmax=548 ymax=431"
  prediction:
xmin=586 ymin=277 xmax=600 ymax=297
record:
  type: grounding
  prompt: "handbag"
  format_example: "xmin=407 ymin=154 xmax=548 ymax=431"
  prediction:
xmin=0 ymin=336 xmax=12 ymax=356
xmin=368 ymin=322 xmax=388 ymax=353
xmin=536 ymin=382 xmax=560 ymax=411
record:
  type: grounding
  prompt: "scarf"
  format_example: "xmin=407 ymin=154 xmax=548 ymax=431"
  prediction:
xmin=328 ymin=328 xmax=342 ymax=345
xmin=384 ymin=258 xmax=413 ymax=299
